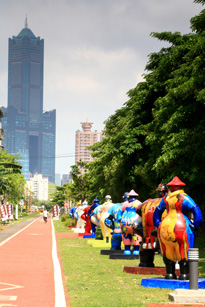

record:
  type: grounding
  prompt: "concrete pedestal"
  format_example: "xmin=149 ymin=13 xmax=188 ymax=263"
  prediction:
xmin=169 ymin=289 xmax=205 ymax=303
xmin=73 ymin=228 xmax=85 ymax=233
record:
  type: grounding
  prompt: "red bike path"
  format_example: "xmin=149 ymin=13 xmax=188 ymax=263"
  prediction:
xmin=0 ymin=215 xmax=68 ymax=307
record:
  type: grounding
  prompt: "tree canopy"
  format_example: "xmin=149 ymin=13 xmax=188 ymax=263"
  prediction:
xmin=70 ymin=2 xmax=205 ymax=207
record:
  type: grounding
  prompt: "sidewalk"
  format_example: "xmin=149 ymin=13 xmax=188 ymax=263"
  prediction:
xmin=0 ymin=216 xmax=39 ymax=243
xmin=0 ymin=215 xmax=67 ymax=307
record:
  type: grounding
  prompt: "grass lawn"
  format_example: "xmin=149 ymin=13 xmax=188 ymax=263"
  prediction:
xmin=54 ymin=216 xmax=205 ymax=307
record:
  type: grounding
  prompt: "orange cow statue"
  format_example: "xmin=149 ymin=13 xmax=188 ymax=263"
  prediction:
xmin=153 ymin=176 xmax=203 ymax=280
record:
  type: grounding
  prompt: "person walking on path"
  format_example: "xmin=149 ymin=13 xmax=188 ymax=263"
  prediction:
xmin=43 ymin=208 xmax=48 ymax=222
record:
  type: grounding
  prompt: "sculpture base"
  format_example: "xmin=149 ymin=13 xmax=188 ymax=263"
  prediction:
xmin=123 ymin=266 xmax=180 ymax=276
xmin=83 ymin=233 xmax=96 ymax=239
xmin=78 ymin=232 xmax=91 ymax=237
xmin=109 ymin=254 xmax=139 ymax=260
xmin=73 ymin=228 xmax=85 ymax=233
xmin=169 ymin=289 xmax=205 ymax=303
xmin=100 ymin=249 xmax=124 ymax=255
xmin=141 ymin=277 xmax=205 ymax=289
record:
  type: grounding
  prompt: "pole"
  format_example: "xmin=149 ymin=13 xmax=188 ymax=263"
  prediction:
xmin=189 ymin=248 xmax=199 ymax=290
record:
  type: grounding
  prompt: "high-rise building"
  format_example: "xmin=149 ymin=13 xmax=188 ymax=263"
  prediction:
xmin=61 ymin=174 xmax=71 ymax=185
xmin=0 ymin=108 xmax=4 ymax=150
xmin=17 ymin=151 xmax=29 ymax=181
xmin=26 ymin=174 xmax=48 ymax=201
xmin=1 ymin=18 xmax=56 ymax=183
xmin=55 ymin=173 xmax=61 ymax=187
xmin=75 ymin=121 xmax=104 ymax=174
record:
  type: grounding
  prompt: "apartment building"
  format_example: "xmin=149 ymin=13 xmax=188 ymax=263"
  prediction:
xmin=26 ymin=174 xmax=48 ymax=201
xmin=75 ymin=121 xmax=103 ymax=174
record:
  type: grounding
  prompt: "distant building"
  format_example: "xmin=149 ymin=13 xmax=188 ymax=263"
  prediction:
xmin=17 ymin=151 xmax=29 ymax=181
xmin=55 ymin=173 xmax=61 ymax=187
xmin=26 ymin=174 xmax=48 ymax=201
xmin=75 ymin=121 xmax=104 ymax=174
xmin=1 ymin=18 xmax=56 ymax=183
xmin=61 ymin=174 xmax=71 ymax=185
xmin=0 ymin=108 xmax=4 ymax=150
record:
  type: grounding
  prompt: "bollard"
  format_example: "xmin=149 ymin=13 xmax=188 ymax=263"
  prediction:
xmin=188 ymin=248 xmax=199 ymax=290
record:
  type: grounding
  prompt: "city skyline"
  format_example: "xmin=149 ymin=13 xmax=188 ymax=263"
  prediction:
xmin=0 ymin=0 xmax=203 ymax=176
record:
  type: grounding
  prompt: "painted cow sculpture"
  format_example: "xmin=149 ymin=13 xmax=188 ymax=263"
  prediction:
xmin=133 ymin=198 xmax=166 ymax=267
xmin=153 ymin=177 xmax=203 ymax=280
xmin=118 ymin=190 xmax=142 ymax=255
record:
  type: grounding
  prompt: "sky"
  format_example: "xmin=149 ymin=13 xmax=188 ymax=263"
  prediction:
xmin=0 ymin=0 xmax=203 ymax=177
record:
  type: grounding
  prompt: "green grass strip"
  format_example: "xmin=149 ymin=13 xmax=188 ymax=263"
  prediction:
xmin=54 ymin=217 xmax=205 ymax=307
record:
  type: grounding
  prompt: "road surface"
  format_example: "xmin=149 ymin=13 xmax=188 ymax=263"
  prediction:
xmin=0 ymin=215 xmax=67 ymax=307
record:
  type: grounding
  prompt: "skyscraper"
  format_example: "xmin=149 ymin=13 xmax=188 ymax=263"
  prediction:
xmin=1 ymin=18 xmax=56 ymax=183
xmin=0 ymin=108 xmax=4 ymax=150
xmin=75 ymin=121 xmax=104 ymax=174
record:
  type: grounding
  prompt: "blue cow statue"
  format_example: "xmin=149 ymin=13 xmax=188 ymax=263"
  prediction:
xmin=104 ymin=192 xmax=129 ymax=250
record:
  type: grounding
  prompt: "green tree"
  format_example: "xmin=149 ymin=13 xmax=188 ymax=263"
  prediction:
xmin=69 ymin=162 xmax=94 ymax=202
xmin=88 ymin=2 xmax=205 ymax=205
xmin=145 ymin=10 xmax=205 ymax=203
xmin=51 ymin=182 xmax=75 ymax=207
xmin=0 ymin=151 xmax=25 ymax=203
xmin=52 ymin=185 xmax=68 ymax=207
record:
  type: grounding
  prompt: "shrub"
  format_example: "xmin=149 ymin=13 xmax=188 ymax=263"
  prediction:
xmin=61 ymin=216 xmax=66 ymax=222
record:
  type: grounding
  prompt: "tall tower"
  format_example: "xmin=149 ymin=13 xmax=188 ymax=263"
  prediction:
xmin=1 ymin=18 xmax=56 ymax=183
xmin=8 ymin=16 xmax=43 ymax=123
xmin=75 ymin=121 xmax=103 ymax=174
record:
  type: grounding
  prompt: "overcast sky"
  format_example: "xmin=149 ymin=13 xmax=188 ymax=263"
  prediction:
xmin=0 ymin=0 xmax=203 ymax=176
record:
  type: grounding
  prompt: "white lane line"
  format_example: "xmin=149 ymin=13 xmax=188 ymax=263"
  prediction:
xmin=0 ymin=217 xmax=41 ymax=247
xmin=0 ymin=282 xmax=23 ymax=292
xmin=0 ymin=305 xmax=17 ymax=306
xmin=51 ymin=219 xmax=66 ymax=307
xmin=0 ymin=296 xmax=17 ymax=301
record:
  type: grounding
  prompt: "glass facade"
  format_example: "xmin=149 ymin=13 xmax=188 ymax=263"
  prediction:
xmin=16 ymin=151 xmax=29 ymax=181
xmin=2 ymin=22 xmax=56 ymax=183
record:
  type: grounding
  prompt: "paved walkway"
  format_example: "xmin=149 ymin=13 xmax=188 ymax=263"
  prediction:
xmin=0 ymin=215 xmax=67 ymax=307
